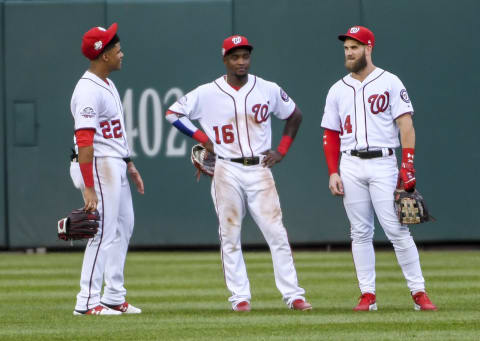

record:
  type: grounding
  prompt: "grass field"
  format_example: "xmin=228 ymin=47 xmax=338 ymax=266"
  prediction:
xmin=0 ymin=250 xmax=479 ymax=340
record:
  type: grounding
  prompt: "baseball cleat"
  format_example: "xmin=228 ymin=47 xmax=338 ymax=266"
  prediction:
xmin=412 ymin=292 xmax=437 ymax=311
xmin=73 ymin=305 xmax=122 ymax=316
xmin=101 ymin=301 xmax=142 ymax=314
xmin=291 ymin=299 xmax=313 ymax=311
xmin=233 ymin=301 xmax=251 ymax=312
xmin=354 ymin=293 xmax=377 ymax=311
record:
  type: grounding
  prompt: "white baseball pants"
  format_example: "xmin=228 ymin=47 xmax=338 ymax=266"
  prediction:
xmin=211 ymin=159 xmax=306 ymax=309
xmin=70 ymin=157 xmax=134 ymax=311
xmin=340 ymin=153 xmax=425 ymax=294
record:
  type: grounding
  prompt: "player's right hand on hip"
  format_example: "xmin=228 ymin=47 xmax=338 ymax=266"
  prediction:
xmin=83 ymin=187 xmax=98 ymax=211
xmin=329 ymin=173 xmax=344 ymax=196
xmin=262 ymin=150 xmax=284 ymax=168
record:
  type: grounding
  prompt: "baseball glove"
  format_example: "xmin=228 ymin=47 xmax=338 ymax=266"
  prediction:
xmin=394 ymin=189 xmax=435 ymax=225
xmin=57 ymin=209 xmax=100 ymax=241
xmin=191 ymin=144 xmax=215 ymax=180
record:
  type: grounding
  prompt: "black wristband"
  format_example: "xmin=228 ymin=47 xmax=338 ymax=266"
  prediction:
xmin=123 ymin=157 xmax=131 ymax=164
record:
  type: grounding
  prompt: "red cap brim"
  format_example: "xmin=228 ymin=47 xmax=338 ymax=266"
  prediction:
xmin=104 ymin=22 xmax=118 ymax=47
xmin=338 ymin=34 xmax=362 ymax=43
xmin=224 ymin=44 xmax=253 ymax=56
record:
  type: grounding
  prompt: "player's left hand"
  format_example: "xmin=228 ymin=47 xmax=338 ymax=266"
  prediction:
xmin=329 ymin=173 xmax=344 ymax=196
xmin=400 ymin=162 xmax=416 ymax=192
xmin=262 ymin=150 xmax=284 ymax=168
xmin=127 ymin=162 xmax=145 ymax=194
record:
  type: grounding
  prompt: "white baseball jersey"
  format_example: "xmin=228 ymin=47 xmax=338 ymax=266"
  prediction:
xmin=71 ymin=70 xmax=130 ymax=158
xmin=321 ymin=68 xmax=413 ymax=151
xmin=168 ymin=74 xmax=295 ymax=158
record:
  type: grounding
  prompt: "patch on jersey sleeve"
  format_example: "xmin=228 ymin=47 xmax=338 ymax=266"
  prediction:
xmin=80 ymin=107 xmax=96 ymax=118
xmin=178 ymin=95 xmax=188 ymax=105
xmin=280 ymin=88 xmax=290 ymax=102
xmin=400 ymin=89 xmax=410 ymax=103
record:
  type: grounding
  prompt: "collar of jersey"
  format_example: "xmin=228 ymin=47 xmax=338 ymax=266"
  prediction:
xmin=84 ymin=70 xmax=111 ymax=87
xmin=217 ymin=74 xmax=254 ymax=96
xmin=344 ymin=67 xmax=384 ymax=87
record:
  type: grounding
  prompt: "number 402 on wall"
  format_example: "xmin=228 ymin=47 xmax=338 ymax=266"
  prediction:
xmin=122 ymin=87 xmax=187 ymax=158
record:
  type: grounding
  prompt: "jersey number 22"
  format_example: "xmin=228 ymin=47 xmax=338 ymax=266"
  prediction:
xmin=100 ymin=119 xmax=123 ymax=139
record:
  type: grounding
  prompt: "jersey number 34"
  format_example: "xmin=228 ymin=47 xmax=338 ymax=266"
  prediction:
xmin=340 ymin=115 xmax=352 ymax=136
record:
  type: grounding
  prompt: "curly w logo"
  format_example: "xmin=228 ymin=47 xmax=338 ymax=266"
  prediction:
xmin=368 ymin=91 xmax=389 ymax=114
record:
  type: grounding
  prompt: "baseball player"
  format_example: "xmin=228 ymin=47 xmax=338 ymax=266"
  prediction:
xmin=321 ymin=26 xmax=437 ymax=311
xmin=165 ymin=35 xmax=312 ymax=312
xmin=70 ymin=23 xmax=144 ymax=315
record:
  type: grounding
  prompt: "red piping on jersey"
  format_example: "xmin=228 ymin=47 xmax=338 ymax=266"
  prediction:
xmin=243 ymin=76 xmax=257 ymax=157
xmin=214 ymin=80 xmax=245 ymax=157
xmin=362 ymin=71 xmax=386 ymax=150
xmin=341 ymin=79 xmax=358 ymax=149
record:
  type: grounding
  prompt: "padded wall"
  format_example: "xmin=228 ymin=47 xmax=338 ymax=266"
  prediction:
xmin=1 ymin=0 xmax=478 ymax=247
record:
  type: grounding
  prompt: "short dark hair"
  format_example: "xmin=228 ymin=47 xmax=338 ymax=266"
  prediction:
xmin=103 ymin=34 xmax=120 ymax=53
xmin=95 ymin=34 xmax=120 ymax=59
xmin=225 ymin=46 xmax=252 ymax=57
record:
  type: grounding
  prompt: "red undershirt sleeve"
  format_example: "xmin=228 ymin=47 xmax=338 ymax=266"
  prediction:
xmin=75 ymin=129 xmax=95 ymax=147
xmin=75 ymin=129 xmax=95 ymax=188
xmin=323 ymin=129 xmax=340 ymax=175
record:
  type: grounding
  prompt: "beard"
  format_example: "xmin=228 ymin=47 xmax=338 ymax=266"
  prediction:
xmin=345 ymin=52 xmax=367 ymax=73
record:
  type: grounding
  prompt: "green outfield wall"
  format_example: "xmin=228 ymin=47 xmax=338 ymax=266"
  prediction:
xmin=0 ymin=0 xmax=478 ymax=248
xmin=0 ymin=1 xmax=5 ymax=247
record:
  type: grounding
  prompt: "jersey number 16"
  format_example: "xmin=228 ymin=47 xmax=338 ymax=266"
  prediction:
xmin=213 ymin=124 xmax=235 ymax=144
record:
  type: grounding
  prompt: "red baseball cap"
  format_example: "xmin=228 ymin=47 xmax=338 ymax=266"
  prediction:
xmin=338 ymin=26 xmax=375 ymax=47
xmin=222 ymin=35 xmax=253 ymax=56
xmin=81 ymin=23 xmax=118 ymax=60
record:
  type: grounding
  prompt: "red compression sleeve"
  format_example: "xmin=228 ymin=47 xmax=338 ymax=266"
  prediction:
xmin=401 ymin=148 xmax=415 ymax=166
xmin=75 ymin=129 xmax=95 ymax=147
xmin=79 ymin=162 xmax=94 ymax=188
xmin=277 ymin=135 xmax=293 ymax=156
xmin=192 ymin=130 xmax=209 ymax=144
xmin=75 ymin=129 xmax=95 ymax=188
xmin=323 ymin=129 xmax=341 ymax=175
